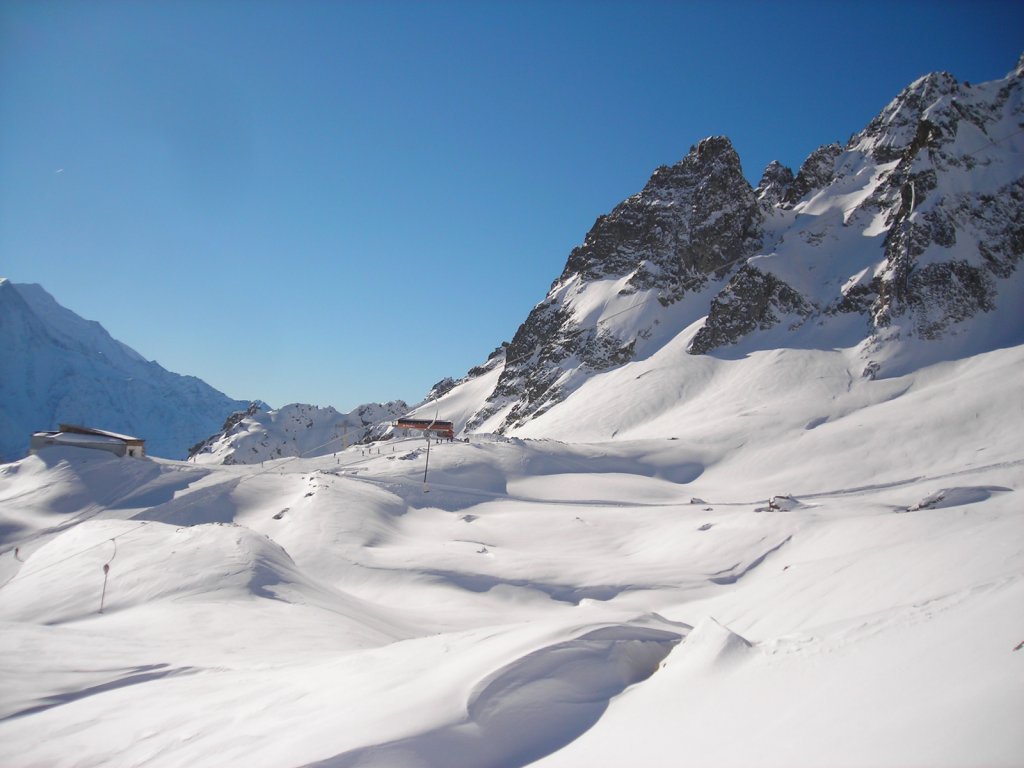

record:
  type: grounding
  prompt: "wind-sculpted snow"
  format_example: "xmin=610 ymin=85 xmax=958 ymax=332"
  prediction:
xmin=0 ymin=336 xmax=1021 ymax=766
xmin=675 ymin=617 xmax=752 ymax=669
xmin=904 ymin=485 xmax=1012 ymax=512
xmin=307 ymin=624 xmax=682 ymax=768
xmin=0 ymin=520 xmax=302 ymax=623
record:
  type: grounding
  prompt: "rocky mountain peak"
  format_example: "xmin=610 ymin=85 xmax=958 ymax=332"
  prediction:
xmin=466 ymin=135 xmax=766 ymax=431
xmin=446 ymin=55 xmax=1024 ymax=436
xmin=559 ymin=134 xmax=761 ymax=290
xmin=782 ymin=142 xmax=843 ymax=205
xmin=755 ymin=160 xmax=795 ymax=205
xmin=700 ymin=134 xmax=743 ymax=166
xmin=851 ymin=70 xmax=965 ymax=163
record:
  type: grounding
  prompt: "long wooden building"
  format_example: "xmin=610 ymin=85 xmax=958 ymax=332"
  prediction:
xmin=393 ymin=418 xmax=455 ymax=440
xmin=29 ymin=424 xmax=146 ymax=458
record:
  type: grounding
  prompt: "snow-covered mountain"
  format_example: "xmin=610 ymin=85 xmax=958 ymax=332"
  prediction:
xmin=1 ymin=56 xmax=1023 ymax=768
xmin=188 ymin=399 xmax=409 ymax=464
xmin=0 ymin=279 xmax=257 ymax=460
xmin=419 ymin=56 xmax=1024 ymax=436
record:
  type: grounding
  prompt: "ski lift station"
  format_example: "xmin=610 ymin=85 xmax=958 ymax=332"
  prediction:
xmin=30 ymin=424 xmax=146 ymax=458
xmin=393 ymin=418 xmax=455 ymax=440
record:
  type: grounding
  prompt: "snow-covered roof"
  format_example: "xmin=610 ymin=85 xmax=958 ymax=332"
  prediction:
xmin=57 ymin=424 xmax=144 ymax=444
xmin=50 ymin=432 xmax=127 ymax=446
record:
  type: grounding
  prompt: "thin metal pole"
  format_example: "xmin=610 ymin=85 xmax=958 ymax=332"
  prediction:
xmin=99 ymin=538 xmax=116 ymax=614
xmin=422 ymin=431 xmax=431 ymax=492
xmin=422 ymin=404 xmax=438 ymax=493
xmin=99 ymin=564 xmax=110 ymax=613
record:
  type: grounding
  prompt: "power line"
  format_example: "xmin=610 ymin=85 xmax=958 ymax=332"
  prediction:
xmin=0 ymin=520 xmax=153 ymax=589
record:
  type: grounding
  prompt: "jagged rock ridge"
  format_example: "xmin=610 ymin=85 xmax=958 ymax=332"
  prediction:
xmin=450 ymin=55 xmax=1024 ymax=434
xmin=469 ymin=136 xmax=765 ymax=430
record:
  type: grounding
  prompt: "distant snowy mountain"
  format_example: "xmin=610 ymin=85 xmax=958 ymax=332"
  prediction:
xmin=0 ymin=279 xmax=257 ymax=460
xmin=188 ymin=399 xmax=409 ymax=464
xmin=415 ymin=55 xmax=1024 ymax=437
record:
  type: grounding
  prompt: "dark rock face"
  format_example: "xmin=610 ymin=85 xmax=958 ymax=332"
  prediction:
xmin=858 ymin=72 xmax=961 ymax=164
xmin=474 ymin=136 xmax=765 ymax=429
xmin=755 ymin=161 xmax=794 ymax=205
xmin=688 ymin=266 xmax=814 ymax=354
xmin=426 ymin=377 xmax=459 ymax=401
xmin=782 ymin=143 xmax=842 ymax=206
xmin=905 ymin=261 xmax=996 ymax=339
xmin=466 ymin=344 xmax=509 ymax=378
xmin=851 ymin=62 xmax=1023 ymax=337
xmin=723 ymin=59 xmax=1023 ymax=350
xmin=873 ymin=178 xmax=1022 ymax=335
xmin=560 ymin=136 xmax=763 ymax=299
xmin=468 ymin=302 xmax=582 ymax=430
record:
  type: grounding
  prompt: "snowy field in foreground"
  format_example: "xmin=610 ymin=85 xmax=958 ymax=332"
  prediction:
xmin=1 ymin=345 xmax=1022 ymax=768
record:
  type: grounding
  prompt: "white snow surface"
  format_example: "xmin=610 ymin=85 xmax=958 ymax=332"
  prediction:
xmin=1 ymin=338 xmax=1022 ymax=767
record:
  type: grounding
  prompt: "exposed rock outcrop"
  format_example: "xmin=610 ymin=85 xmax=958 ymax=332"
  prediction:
xmin=477 ymin=136 xmax=765 ymax=429
xmin=688 ymin=266 xmax=814 ymax=354
xmin=442 ymin=55 xmax=1024 ymax=435
xmin=755 ymin=160 xmax=794 ymax=206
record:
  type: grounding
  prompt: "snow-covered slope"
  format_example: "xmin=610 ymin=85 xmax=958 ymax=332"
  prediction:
xmin=0 ymin=57 xmax=1022 ymax=768
xmin=0 ymin=336 xmax=1021 ymax=766
xmin=428 ymin=56 xmax=1024 ymax=437
xmin=189 ymin=400 xmax=409 ymax=464
xmin=0 ymin=280 xmax=258 ymax=461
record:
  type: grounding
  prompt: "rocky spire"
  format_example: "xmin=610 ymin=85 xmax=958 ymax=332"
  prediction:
xmin=782 ymin=143 xmax=842 ymax=206
xmin=755 ymin=160 xmax=794 ymax=206
xmin=559 ymin=135 xmax=762 ymax=298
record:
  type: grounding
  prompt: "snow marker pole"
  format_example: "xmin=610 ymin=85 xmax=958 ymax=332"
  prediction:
xmin=99 ymin=564 xmax=110 ymax=614
xmin=99 ymin=539 xmax=117 ymax=614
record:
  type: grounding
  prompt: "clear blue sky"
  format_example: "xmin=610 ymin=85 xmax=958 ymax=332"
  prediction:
xmin=2 ymin=0 xmax=1021 ymax=411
